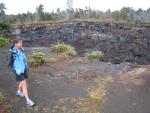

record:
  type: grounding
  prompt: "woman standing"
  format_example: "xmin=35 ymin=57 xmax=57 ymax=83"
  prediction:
xmin=8 ymin=36 xmax=35 ymax=107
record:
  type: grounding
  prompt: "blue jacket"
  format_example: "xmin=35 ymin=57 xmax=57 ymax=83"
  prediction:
xmin=8 ymin=46 xmax=28 ymax=75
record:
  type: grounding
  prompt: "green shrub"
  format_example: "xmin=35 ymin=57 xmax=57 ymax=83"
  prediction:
xmin=50 ymin=43 xmax=76 ymax=56
xmin=0 ymin=36 xmax=9 ymax=47
xmin=86 ymin=50 xmax=104 ymax=60
xmin=29 ymin=52 xmax=46 ymax=66
xmin=0 ymin=22 xmax=11 ymax=31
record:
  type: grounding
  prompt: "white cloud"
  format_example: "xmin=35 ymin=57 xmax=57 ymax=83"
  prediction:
xmin=1 ymin=0 xmax=150 ymax=14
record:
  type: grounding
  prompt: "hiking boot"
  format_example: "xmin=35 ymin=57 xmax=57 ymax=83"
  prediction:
xmin=26 ymin=99 xmax=35 ymax=107
xmin=16 ymin=91 xmax=24 ymax=97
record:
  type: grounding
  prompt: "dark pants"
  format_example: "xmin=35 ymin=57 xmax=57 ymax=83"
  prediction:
xmin=15 ymin=71 xmax=28 ymax=82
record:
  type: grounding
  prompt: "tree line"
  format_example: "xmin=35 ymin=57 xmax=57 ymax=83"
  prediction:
xmin=1 ymin=3 xmax=150 ymax=25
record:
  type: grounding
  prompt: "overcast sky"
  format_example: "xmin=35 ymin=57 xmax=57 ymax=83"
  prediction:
xmin=1 ymin=0 xmax=150 ymax=14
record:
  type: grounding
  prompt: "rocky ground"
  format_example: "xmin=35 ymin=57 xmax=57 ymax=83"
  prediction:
xmin=9 ymin=22 xmax=150 ymax=64
xmin=1 ymin=47 xmax=150 ymax=113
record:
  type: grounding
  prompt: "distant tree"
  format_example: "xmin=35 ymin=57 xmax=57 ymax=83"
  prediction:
xmin=0 ymin=3 xmax=6 ymax=22
xmin=74 ymin=8 xmax=80 ymax=19
xmin=0 ymin=3 xmax=11 ymax=33
xmin=56 ymin=8 xmax=61 ymax=16
xmin=79 ymin=8 xmax=84 ymax=18
xmin=135 ymin=8 xmax=145 ymax=21
xmin=90 ymin=10 xmax=99 ymax=19
xmin=112 ymin=10 xmax=120 ymax=21
xmin=147 ymin=8 xmax=150 ymax=14
xmin=2 ymin=4 xmax=150 ymax=24
xmin=42 ymin=13 xmax=51 ymax=21
xmin=36 ymin=4 xmax=44 ymax=21
xmin=61 ymin=10 xmax=67 ymax=19
xmin=25 ymin=12 xmax=34 ymax=23
xmin=105 ymin=9 xmax=112 ymax=19
xmin=127 ymin=8 xmax=135 ymax=20
xmin=120 ymin=7 xmax=130 ymax=20
xmin=146 ymin=8 xmax=150 ymax=21
xmin=50 ymin=10 xmax=60 ymax=20
xmin=136 ymin=8 xmax=143 ymax=15
xmin=0 ymin=3 xmax=6 ymax=14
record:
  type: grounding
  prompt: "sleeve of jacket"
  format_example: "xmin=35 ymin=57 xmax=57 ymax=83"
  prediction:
xmin=8 ymin=52 xmax=16 ymax=73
